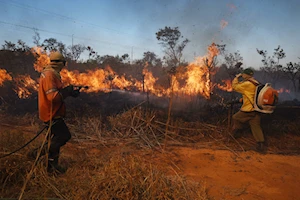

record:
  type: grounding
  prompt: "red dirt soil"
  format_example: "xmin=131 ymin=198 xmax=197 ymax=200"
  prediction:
xmin=166 ymin=146 xmax=300 ymax=200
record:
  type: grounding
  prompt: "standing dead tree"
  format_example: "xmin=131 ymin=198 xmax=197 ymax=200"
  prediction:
xmin=256 ymin=46 xmax=286 ymax=88
xmin=282 ymin=61 xmax=300 ymax=92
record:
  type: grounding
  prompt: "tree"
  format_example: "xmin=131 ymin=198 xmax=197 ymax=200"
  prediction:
xmin=156 ymin=26 xmax=189 ymax=69
xmin=224 ymin=51 xmax=243 ymax=69
xmin=203 ymin=43 xmax=226 ymax=94
xmin=282 ymin=61 xmax=300 ymax=92
xmin=224 ymin=50 xmax=243 ymax=77
xmin=68 ymin=44 xmax=86 ymax=62
xmin=137 ymin=51 xmax=163 ymax=67
xmin=203 ymin=43 xmax=226 ymax=69
xmin=16 ymin=40 xmax=30 ymax=52
xmin=99 ymin=55 xmax=122 ymax=65
xmin=256 ymin=45 xmax=286 ymax=87
xmin=121 ymin=53 xmax=130 ymax=63
xmin=32 ymin=29 xmax=41 ymax=47
xmin=86 ymin=46 xmax=97 ymax=60
xmin=1 ymin=40 xmax=30 ymax=52
xmin=41 ymin=38 xmax=66 ymax=55
xmin=1 ymin=40 xmax=16 ymax=51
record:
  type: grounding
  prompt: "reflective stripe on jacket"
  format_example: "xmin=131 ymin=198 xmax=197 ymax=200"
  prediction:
xmin=232 ymin=77 xmax=259 ymax=112
xmin=38 ymin=66 xmax=66 ymax=122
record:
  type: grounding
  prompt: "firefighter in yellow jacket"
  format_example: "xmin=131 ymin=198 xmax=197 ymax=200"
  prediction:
xmin=231 ymin=68 xmax=266 ymax=153
xmin=31 ymin=51 xmax=79 ymax=173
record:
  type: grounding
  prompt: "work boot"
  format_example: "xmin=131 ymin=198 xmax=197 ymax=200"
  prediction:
xmin=47 ymin=158 xmax=67 ymax=174
xmin=256 ymin=142 xmax=267 ymax=154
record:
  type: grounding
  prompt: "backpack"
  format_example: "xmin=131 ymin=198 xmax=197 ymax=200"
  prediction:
xmin=249 ymin=80 xmax=279 ymax=114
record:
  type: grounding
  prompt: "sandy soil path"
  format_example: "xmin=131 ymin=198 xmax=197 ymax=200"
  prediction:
xmin=170 ymin=147 xmax=300 ymax=200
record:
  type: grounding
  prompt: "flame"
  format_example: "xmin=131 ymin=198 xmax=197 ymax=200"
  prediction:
xmin=172 ymin=43 xmax=220 ymax=99
xmin=277 ymin=88 xmax=290 ymax=93
xmin=31 ymin=47 xmax=50 ymax=72
xmin=217 ymin=79 xmax=232 ymax=92
xmin=61 ymin=68 xmax=111 ymax=93
xmin=178 ymin=58 xmax=210 ymax=98
xmin=142 ymin=67 xmax=159 ymax=93
xmin=13 ymin=74 xmax=38 ymax=98
xmin=54 ymin=43 xmax=220 ymax=99
xmin=207 ymin=43 xmax=219 ymax=63
xmin=220 ymin=20 xmax=228 ymax=30
xmin=1 ymin=43 xmax=224 ymax=99
xmin=0 ymin=69 xmax=12 ymax=86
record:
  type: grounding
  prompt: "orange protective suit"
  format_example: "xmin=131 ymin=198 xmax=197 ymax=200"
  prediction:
xmin=38 ymin=66 xmax=66 ymax=122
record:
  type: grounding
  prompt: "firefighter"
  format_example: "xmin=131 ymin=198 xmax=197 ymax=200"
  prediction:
xmin=30 ymin=51 xmax=80 ymax=173
xmin=231 ymin=68 xmax=266 ymax=153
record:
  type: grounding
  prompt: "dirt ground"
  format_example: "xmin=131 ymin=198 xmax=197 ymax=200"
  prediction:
xmin=67 ymin=138 xmax=300 ymax=200
xmin=166 ymin=147 xmax=300 ymax=200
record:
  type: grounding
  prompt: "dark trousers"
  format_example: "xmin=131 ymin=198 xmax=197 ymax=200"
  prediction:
xmin=232 ymin=111 xmax=264 ymax=142
xmin=46 ymin=118 xmax=71 ymax=163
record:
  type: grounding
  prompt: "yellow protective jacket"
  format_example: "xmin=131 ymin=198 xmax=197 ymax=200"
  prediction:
xmin=38 ymin=66 xmax=65 ymax=122
xmin=232 ymin=77 xmax=259 ymax=112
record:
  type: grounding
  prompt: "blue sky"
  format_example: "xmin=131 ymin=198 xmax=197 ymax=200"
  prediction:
xmin=0 ymin=0 xmax=299 ymax=69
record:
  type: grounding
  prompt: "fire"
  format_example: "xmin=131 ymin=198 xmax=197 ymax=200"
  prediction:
xmin=1 ymin=43 xmax=226 ymax=99
xmin=277 ymin=88 xmax=290 ymax=93
xmin=178 ymin=58 xmax=211 ymax=98
xmin=142 ymin=67 xmax=161 ymax=94
xmin=0 ymin=68 xmax=38 ymax=98
xmin=61 ymin=67 xmax=133 ymax=93
xmin=217 ymin=79 xmax=232 ymax=92
xmin=220 ymin=20 xmax=228 ymax=30
xmin=31 ymin=47 xmax=50 ymax=72
xmin=60 ymin=66 xmax=162 ymax=95
xmin=0 ymin=69 xmax=12 ymax=86
xmin=13 ymin=74 xmax=38 ymax=98
xmin=207 ymin=43 xmax=219 ymax=64
xmin=171 ymin=43 xmax=220 ymax=99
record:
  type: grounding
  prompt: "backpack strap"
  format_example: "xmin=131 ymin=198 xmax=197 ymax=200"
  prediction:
xmin=244 ymin=93 xmax=255 ymax=108
xmin=247 ymin=78 xmax=260 ymax=86
xmin=244 ymin=78 xmax=259 ymax=109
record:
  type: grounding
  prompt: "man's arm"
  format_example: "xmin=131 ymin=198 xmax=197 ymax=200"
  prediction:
xmin=232 ymin=74 xmax=246 ymax=94
xmin=43 ymin=73 xmax=72 ymax=103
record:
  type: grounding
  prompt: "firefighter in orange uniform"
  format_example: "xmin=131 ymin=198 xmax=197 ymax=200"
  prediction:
xmin=37 ymin=51 xmax=79 ymax=173
xmin=231 ymin=68 xmax=266 ymax=153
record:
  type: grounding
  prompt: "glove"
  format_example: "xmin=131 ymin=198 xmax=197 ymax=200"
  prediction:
xmin=71 ymin=89 xmax=80 ymax=98
xmin=60 ymin=85 xmax=73 ymax=99
xmin=235 ymin=73 xmax=242 ymax=78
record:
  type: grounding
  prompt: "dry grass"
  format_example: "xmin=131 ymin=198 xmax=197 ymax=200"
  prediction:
xmin=0 ymin=109 xmax=211 ymax=200
xmin=1 ymin=105 xmax=300 ymax=199
xmin=1 ymin=148 xmax=209 ymax=199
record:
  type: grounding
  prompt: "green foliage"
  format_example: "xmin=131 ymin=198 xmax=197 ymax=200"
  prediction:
xmin=136 ymin=51 xmax=163 ymax=67
xmin=41 ymin=38 xmax=66 ymax=55
xmin=156 ymin=26 xmax=189 ymax=67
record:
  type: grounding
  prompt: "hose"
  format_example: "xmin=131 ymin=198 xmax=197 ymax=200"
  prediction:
xmin=0 ymin=125 xmax=48 ymax=159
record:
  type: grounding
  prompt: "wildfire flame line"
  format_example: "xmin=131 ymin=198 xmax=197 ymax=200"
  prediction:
xmin=0 ymin=46 xmax=291 ymax=99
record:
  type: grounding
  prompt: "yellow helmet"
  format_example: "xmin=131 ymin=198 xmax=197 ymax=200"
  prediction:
xmin=49 ymin=51 xmax=65 ymax=62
